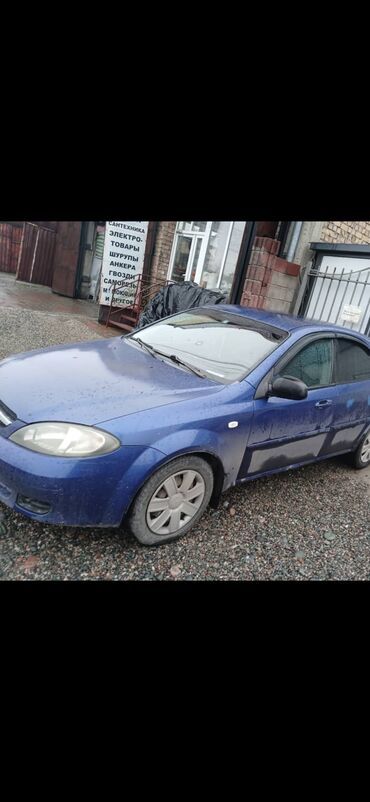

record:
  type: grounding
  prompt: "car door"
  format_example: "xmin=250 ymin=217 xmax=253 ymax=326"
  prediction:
xmin=238 ymin=334 xmax=337 ymax=478
xmin=326 ymin=335 xmax=370 ymax=455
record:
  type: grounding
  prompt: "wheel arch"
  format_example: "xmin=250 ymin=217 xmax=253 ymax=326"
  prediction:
xmin=122 ymin=448 xmax=225 ymax=525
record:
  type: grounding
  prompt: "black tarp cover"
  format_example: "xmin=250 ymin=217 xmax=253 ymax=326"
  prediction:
xmin=137 ymin=281 xmax=228 ymax=329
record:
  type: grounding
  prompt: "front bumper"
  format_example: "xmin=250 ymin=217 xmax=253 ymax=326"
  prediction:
xmin=0 ymin=434 xmax=166 ymax=527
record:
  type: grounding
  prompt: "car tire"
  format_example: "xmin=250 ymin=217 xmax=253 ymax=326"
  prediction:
xmin=127 ymin=456 xmax=214 ymax=546
xmin=350 ymin=429 xmax=370 ymax=469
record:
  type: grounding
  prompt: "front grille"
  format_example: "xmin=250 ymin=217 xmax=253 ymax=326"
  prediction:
xmin=0 ymin=401 xmax=16 ymax=427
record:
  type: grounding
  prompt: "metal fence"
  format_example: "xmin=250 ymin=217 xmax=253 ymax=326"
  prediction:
xmin=0 ymin=222 xmax=23 ymax=274
xmin=293 ymin=259 xmax=370 ymax=335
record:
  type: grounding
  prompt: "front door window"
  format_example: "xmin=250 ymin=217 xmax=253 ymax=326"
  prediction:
xmin=280 ymin=340 xmax=334 ymax=388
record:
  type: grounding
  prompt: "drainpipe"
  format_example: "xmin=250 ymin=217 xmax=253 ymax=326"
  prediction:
xmin=286 ymin=221 xmax=303 ymax=263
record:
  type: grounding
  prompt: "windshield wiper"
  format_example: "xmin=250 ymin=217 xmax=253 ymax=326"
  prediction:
xmin=158 ymin=352 xmax=207 ymax=378
xmin=131 ymin=336 xmax=157 ymax=357
xmin=132 ymin=337 xmax=207 ymax=378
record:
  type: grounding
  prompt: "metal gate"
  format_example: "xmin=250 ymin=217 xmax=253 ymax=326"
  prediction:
xmin=294 ymin=255 xmax=370 ymax=335
xmin=0 ymin=222 xmax=23 ymax=273
xmin=16 ymin=222 xmax=58 ymax=286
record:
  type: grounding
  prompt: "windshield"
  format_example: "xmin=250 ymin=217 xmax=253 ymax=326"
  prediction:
xmin=128 ymin=309 xmax=288 ymax=384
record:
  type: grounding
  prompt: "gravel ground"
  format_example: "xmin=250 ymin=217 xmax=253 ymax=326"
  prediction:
xmin=0 ymin=308 xmax=105 ymax=361
xmin=1 ymin=308 xmax=370 ymax=581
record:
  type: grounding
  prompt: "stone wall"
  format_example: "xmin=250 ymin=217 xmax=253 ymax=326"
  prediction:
xmin=321 ymin=221 xmax=370 ymax=245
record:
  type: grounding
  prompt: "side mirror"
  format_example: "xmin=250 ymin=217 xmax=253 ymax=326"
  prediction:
xmin=269 ymin=375 xmax=308 ymax=400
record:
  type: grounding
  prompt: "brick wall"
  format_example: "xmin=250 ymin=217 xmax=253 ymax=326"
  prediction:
xmin=241 ymin=237 xmax=300 ymax=313
xmin=321 ymin=221 xmax=370 ymax=245
xmin=150 ymin=221 xmax=177 ymax=287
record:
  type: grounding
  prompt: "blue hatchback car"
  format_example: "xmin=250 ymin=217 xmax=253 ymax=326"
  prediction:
xmin=1 ymin=305 xmax=370 ymax=545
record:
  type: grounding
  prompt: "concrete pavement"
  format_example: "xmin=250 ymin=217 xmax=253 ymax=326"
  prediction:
xmin=0 ymin=272 xmax=116 ymax=338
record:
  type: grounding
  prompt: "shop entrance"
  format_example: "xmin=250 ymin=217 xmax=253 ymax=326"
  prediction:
xmin=168 ymin=222 xmax=246 ymax=295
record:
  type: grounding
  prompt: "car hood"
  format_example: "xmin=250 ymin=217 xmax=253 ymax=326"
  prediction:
xmin=0 ymin=336 xmax=222 ymax=425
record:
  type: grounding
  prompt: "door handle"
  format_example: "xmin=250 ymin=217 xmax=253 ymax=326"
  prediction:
xmin=315 ymin=400 xmax=332 ymax=408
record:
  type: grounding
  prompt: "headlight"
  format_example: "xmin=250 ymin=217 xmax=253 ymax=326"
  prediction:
xmin=9 ymin=422 xmax=120 ymax=457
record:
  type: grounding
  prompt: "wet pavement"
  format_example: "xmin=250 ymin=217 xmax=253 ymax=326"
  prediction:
xmin=0 ymin=271 xmax=116 ymax=338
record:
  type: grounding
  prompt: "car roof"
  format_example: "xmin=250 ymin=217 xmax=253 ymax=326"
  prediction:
xmin=206 ymin=304 xmax=370 ymax=343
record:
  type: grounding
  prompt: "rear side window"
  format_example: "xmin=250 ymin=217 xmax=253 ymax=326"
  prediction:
xmin=336 ymin=339 xmax=370 ymax=383
xmin=280 ymin=339 xmax=334 ymax=388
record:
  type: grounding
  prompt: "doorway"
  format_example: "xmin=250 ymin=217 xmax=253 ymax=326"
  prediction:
xmin=168 ymin=221 xmax=246 ymax=294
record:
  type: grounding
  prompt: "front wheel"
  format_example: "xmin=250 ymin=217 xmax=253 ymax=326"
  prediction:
xmin=128 ymin=456 xmax=214 ymax=546
xmin=350 ymin=430 xmax=370 ymax=469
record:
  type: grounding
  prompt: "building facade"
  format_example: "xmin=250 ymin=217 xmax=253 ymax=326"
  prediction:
xmin=2 ymin=221 xmax=370 ymax=326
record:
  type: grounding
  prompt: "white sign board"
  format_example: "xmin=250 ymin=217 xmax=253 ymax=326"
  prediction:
xmin=341 ymin=304 xmax=362 ymax=323
xmin=99 ymin=221 xmax=149 ymax=307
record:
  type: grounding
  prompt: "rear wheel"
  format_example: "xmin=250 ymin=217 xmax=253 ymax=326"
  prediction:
xmin=128 ymin=456 xmax=214 ymax=545
xmin=350 ymin=430 xmax=370 ymax=469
